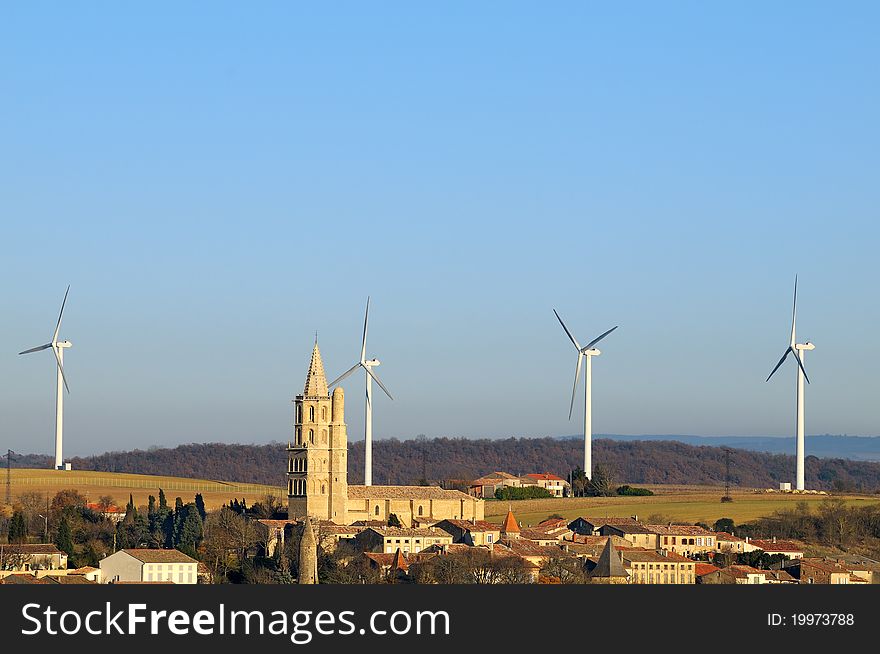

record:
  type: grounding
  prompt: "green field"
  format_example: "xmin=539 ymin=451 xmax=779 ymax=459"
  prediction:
xmin=483 ymin=486 xmax=880 ymax=527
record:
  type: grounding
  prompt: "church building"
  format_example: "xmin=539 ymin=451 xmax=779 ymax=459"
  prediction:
xmin=287 ymin=343 xmax=484 ymax=527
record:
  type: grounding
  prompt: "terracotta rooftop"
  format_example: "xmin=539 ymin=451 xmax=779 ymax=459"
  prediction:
xmin=501 ymin=509 xmax=520 ymax=534
xmin=748 ymin=539 xmax=803 ymax=553
xmin=437 ymin=519 xmax=501 ymax=532
xmin=390 ymin=548 xmax=409 ymax=572
xmin=121 ymin=549 xmax=198 ymax=564
xmin=714 ymin=532 xmax=745 ymax=542
xmin=363 ymin=527 xmax=449 ymax=538
xmin=0 ymin=574 xmax=54 ymax=584
xmin=647 ymin=525 xmax=713 ymax=536
xmin=576 ymin=516 xmax=640 ymax=528
xmin=524 ymin=473 xmax=566 ymax=482
xmin=695 ymin=563 xmax=721 ymax=576
xmin=348 ymin=485 xmax=472 ymax=500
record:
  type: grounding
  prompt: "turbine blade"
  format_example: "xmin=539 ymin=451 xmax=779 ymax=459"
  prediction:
xmin=553 ymin=309 xmax=581 ymax=351
xmin=360 ymin=296 xmax=370 ymax=363
xmin=53 ymin=345 xmax=70 ymax=393
xmin=792 ymin=347 xmax=810 ymax=384
xmin=329 ymin=362 xmax=361 ymax=387
xmin=364 ymin=366 xmax=393 ymax=400
xmin=52 ymin=285 xmax=70 ymax=345
xmin=568 ymin=353 xmax=583 ymax=420
xmin=766 ymin=349 xmax=791 ymax=382
xmin=789 ymin=275 xmax=797 ymax=347
xmin=583 ymin=325 xmax=618 ymax=352
xmin=19 ymin=343 xmax=52 ymax=355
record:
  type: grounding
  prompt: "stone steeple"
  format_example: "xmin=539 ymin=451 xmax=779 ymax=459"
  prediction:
xmin=303 ymin=341 xmax=328 ymax=397
xmin=586 ymin=538 xmax=629 ymax=583
xmin=298 ymin=515 xmax=318 ymax=584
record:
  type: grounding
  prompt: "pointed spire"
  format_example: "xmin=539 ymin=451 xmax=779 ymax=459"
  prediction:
xmin=587 ymin=538 xmax=628 ymax=579
xmin=501 ymin=509 xmax=520 ymax=535
xmin=390 ymin=547 xmax=409 ymax=572
xmin=303 ymin=341 xmax=329 ymax=397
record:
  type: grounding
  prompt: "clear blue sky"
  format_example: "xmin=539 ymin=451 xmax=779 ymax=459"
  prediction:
xmin=2 ymin=3 xmax=878 ymax=456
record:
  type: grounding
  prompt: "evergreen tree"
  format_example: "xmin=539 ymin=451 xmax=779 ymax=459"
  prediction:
xmin=8 ymin=511 xmax=28 ymax=544
xmin=148 ymin=495 xmax=157 ymax=518
xmin=158 ymin=489 xmax=168 ymax=512
xmin=387 ymin=513 xmax=402 ymax=528
xmin=55 ymin=517 xmax=74 ymax=556
xmin=194 ymin=494 xmax=206 ymax=521
xmin=176 ymin=504 xmax=203 ymax=554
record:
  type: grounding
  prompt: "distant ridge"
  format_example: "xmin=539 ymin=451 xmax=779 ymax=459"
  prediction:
xmin=560 ymin=434 xmax=880 ymax=462
xmin=9 ymin=437 xmax=880 ymax=492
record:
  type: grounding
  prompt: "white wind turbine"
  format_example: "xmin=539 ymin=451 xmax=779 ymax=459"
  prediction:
xmin=554 ymin=309 xmax=617 ymax=481
xmin=19 ymin=286 xmax=72 ymax=471
xmin=766 ymin=276 xmax=814 ymax=491
xmin=329 ymin=297 xmax=393 ymax=486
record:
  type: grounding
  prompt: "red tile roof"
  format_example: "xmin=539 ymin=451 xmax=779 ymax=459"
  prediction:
xmin=695 ymin=563 xmax=720 ymax=576
xmin=748 ymin=539 xmax=803 ymax=553
xmin=501 ymin=510 xmax=520 ymax=534
xmin=524 ymin=473 xmax=566 ymax=482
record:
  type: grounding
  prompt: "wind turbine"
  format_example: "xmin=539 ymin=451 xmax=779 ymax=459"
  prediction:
xmin=19 ymin=286 xmax=72 ymax=471
xmin=553 ymin=309 xmax=617 ymax=481
xmin=329 ymin=297 xmax=393 ymax=486
xmin=766 ymin=276 xmax=814 ymax=491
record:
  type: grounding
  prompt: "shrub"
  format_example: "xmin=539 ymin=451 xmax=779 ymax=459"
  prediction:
xmin=494 ymin=486 xmax=553 ymax=501
xmin=616 ymin=485 xmax=654 ymax=497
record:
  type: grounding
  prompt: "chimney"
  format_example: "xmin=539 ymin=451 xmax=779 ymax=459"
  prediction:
xmin=773 ymin=536 xmax=777 ymax=544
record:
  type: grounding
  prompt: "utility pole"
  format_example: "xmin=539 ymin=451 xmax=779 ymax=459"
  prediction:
xmin=5 ymin=450 xmax=13 ymax=506
xmin=722 ymin=448 xmax=733 ymax=503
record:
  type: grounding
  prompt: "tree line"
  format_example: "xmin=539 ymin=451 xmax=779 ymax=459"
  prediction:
xmin=9 ymin=437 xmax=880 ymax=491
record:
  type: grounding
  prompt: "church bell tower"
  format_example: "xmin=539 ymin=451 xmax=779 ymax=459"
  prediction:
xmin=287 ymin=341 xmax=348 ymax=523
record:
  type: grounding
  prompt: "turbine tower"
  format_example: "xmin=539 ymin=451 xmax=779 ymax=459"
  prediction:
xmin=766 ymin=276 xmax=814 ymax=491
xmin=554 ymin=309 xmax=617 ymax=480
xmin=19 ymin=286 xmax=72 ymax=471
xmin=329 ymin=297 xmax=393 ymax=486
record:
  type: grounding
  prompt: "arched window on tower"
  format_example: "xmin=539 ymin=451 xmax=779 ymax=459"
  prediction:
xmin=321 ymin=484 xmax=325 ymax=494
xmin=309 ymin=406 xmax=315 ymax=422
xmin=321 ymin=407 xmax=327 ymax=421
xmin=296 ymin=405 xmax=302 ymax=423
xmin=375 ymin=505 xmax=380 ymax=516
xmin=418 ymin=505 xmax=423 ymax=516
xmin=288 ymin=480 xmax=292 ymax=495
xmin=309 ymin=429 xmax=314 ymax=444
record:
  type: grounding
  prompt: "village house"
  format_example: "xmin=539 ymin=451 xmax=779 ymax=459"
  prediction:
xmin=700 ymin=564 xmax=769 ymax=584
xmin=621 ymin=548 xmax=696 ymax=584
xmin=99 ymin=549 xmax=199 ymax=584
xmin=569 ymin=516 xmax=641 ymax=536
xmin=85 ymin=501 xmax=127 ymax=523
xmin=354 ymin=526 xmax=452 ymax=554
xmin=0 ymin=543 xmax=67 ymax=572
xmin=434 ymin=519 xmax=502 ymax=546
xmin=824 ymin=555 xmax=880 ymax=583
xmin=599 ymin=522 xmax=658 ymax=549
xmin=748 ymin=538 xmax=804 ymax=559
xmin=783 ymin=558 xmax=857 ymax=584
xmin=468 ymin=472 xmax=522 ymax=498
xmin=520 ymin=473 xmax=570 ymax=497
xmin=714 ymin=532 xmax=748 ymax=554
xmin=647 ymin=525 xmax=716 ymax=556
